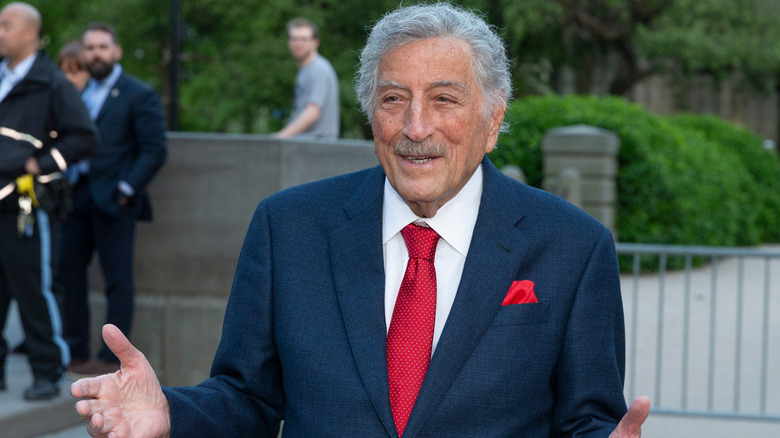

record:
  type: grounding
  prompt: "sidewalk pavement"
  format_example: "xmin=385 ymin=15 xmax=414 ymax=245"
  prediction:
xmin=0 ymin=302 xmax=86 ymax=437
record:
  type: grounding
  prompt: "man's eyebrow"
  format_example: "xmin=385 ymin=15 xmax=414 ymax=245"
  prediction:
xmin=430 ymin=80 xmax=468 ymax=93
xmin=376 ymin=80 xmax=409 ymax=92
xmin=376 ymin=80 xmax=469 ymax=93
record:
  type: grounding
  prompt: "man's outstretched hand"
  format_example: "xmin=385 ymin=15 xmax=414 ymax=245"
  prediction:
xmin=71 ymin=324 xmax=172 ymax=438
xmin=610 ymin=396 xmax=651 ymax=438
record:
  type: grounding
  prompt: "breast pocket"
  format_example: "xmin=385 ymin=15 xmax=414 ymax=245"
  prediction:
xmin=490 ymin=302 xmax=550 ymax=326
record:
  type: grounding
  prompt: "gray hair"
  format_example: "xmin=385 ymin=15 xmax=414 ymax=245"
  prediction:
xmin=355 ymin=3 xmax=512 ymax=123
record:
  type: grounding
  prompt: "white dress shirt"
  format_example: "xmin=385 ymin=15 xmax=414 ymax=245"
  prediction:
xmin=79 ymin=64 xmax=135 ymax=196
xmin=0 ymin=53 xmax=37 ymax=103
xmin=382 ymin=164 xmax=483 ymax=354
xmin=81 ymin=63 xmax=122 ymax=120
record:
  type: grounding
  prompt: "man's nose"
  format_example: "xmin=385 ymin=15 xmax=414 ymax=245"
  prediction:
xmin=402 ymin=100 xmax=435 ymax=142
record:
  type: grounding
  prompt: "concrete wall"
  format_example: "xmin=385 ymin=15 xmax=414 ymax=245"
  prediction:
xmin=87 ymin=133 xmax=378 ymax=385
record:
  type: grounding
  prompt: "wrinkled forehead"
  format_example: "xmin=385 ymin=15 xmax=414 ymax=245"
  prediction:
xmin=375 ymin=38 xmax=479 ymax=92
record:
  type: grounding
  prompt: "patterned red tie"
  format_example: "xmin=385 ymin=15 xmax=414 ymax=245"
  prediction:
xmin=387 ymin=223 xmax=441 ymax=437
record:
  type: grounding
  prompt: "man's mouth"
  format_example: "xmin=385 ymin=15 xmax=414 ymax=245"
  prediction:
xmin=394 ymin=139 xmax=446 ymax=164
xmin=403 ymin=156 xmax=435 ymax=164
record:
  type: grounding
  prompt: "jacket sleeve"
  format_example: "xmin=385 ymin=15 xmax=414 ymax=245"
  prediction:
xmin=35 ymin=78 xmax=97 ymax=175
xmin=552 ymin=228 xmax=628 ymax=437
xmin=123 ymin=85 xmax=167 ymax=192
xmin=163 ymin=200 xmax=284 ymax=437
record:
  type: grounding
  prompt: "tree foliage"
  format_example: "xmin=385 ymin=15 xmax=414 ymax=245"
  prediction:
xmin=28 ymin=0 xmax=780 ymax=136
xmin=498 ymin=0 xmax=780 ymax=96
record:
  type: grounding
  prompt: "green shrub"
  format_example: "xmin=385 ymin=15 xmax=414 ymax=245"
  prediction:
xmin=490 ymin=95 xmax=780 ymax=256
xmin=666 ymin=114 xmax=780 ymax=242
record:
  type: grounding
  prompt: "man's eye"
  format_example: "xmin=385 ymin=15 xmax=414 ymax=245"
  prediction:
xmin=383 ymin=96 xmax=400 ymax=103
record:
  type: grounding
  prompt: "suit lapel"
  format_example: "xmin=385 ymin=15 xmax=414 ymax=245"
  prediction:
xmin=330 ymin=166 xmax=397 ymax=436
xmin=95 ymin=74 xmax=124 ymax=124
xmin=402 ymin=158 xmax=531 ymax=437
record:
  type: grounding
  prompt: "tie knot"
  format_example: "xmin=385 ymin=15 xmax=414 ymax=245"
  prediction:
xmin=401 ymin=223 xmax=440 ymax=261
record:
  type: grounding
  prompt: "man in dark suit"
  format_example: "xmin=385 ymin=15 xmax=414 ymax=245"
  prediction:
xmin=59 ymin=21 xmax=167 ymax=376
xmin=71 ymin=4 xmax=649 ymax=436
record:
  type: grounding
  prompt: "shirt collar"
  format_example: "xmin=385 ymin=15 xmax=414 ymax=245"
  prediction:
xmin=0 ymin=52 xmax=37 ymax=83
xmin=382 ymin=164 xmax=483 ymax=257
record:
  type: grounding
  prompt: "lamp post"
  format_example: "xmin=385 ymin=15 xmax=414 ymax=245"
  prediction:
xmin=169 ymin=0 xmax=181 ymax=131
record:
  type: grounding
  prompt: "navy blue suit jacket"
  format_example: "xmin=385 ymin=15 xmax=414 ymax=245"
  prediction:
xmin=163 ymin=157 xmax=628 ymax=437
xmin=87 ymin=72 xmax=166 ymax=217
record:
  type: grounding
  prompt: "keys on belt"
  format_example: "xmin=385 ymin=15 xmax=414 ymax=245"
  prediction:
xmin=17 ymin=195 xmax=34 ymax=237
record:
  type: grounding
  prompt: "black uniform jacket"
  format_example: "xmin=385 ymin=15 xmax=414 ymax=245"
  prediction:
xmin=0 ymin=51 xmax=97 ymax=203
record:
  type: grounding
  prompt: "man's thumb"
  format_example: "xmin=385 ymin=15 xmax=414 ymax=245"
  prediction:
xmin=102 ymin=324 xmax=143 ymax=366
xmin=612 ymin=396 xmax=650 ymax=437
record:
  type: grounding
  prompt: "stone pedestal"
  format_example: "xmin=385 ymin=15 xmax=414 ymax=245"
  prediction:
xmin=541 ymin=124 xmax=619 ymax=237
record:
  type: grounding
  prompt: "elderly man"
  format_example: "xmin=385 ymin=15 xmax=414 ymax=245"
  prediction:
xmin=72 ymin=4 xmax=649 ymax=436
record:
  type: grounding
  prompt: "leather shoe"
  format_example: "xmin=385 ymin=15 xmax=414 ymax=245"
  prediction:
xmin=23 ymin=380 xmax=59 ymax=401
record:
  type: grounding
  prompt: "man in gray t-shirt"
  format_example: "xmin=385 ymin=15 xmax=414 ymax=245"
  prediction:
xmin=274 ymin=18 xmax=339 ymax=139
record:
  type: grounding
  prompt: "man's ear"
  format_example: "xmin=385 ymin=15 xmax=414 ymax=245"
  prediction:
xmin=484 ymin=104 xmax=507 ymax=154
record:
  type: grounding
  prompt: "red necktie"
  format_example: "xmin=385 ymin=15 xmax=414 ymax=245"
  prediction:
xmin=387 ymin=223 xmax=441 ymax=437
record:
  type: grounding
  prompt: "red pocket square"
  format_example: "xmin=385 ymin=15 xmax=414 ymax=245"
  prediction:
xmin=502 ymin=280 xmax=538 ymax=305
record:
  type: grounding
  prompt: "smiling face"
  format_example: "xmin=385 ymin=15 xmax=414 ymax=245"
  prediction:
xmin=372 ymin=37 xmax=505 ymax=218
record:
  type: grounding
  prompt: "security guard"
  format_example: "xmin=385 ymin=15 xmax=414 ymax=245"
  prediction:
xmin=0 ymin=2 xmax=97 ymax=400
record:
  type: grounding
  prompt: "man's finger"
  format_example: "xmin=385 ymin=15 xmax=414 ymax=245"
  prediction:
xmin=102 ymin=324 xmax=144 ymax=367
xmin=74 ymin=398 xmax=109 ymax=418
xmin=71 ymin=373 xmax=118 ymax=399
xmin=625 ymin=396 xmax=651 ymax=427
xmin=87 ymin=413 xmax=105 ymax=436
xmin=75 ymin=399 xmax=92 ymax=418
xmin=94 ymin=411 xmax=115 ymax=434
xmin=71 ymin=377 xmax=106 ymax=399
xmin=612 ymin=395 xmax=650 ymax=437
xmin=71 ymin=380 xmax=86 ymax=399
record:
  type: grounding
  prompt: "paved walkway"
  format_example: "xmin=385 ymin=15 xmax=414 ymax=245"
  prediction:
xmin=0 ymin=303 xmax=85 ymax=437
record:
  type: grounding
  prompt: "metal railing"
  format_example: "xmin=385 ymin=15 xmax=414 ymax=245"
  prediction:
xmin=615 ymin=243 xmax=780 ymax=421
